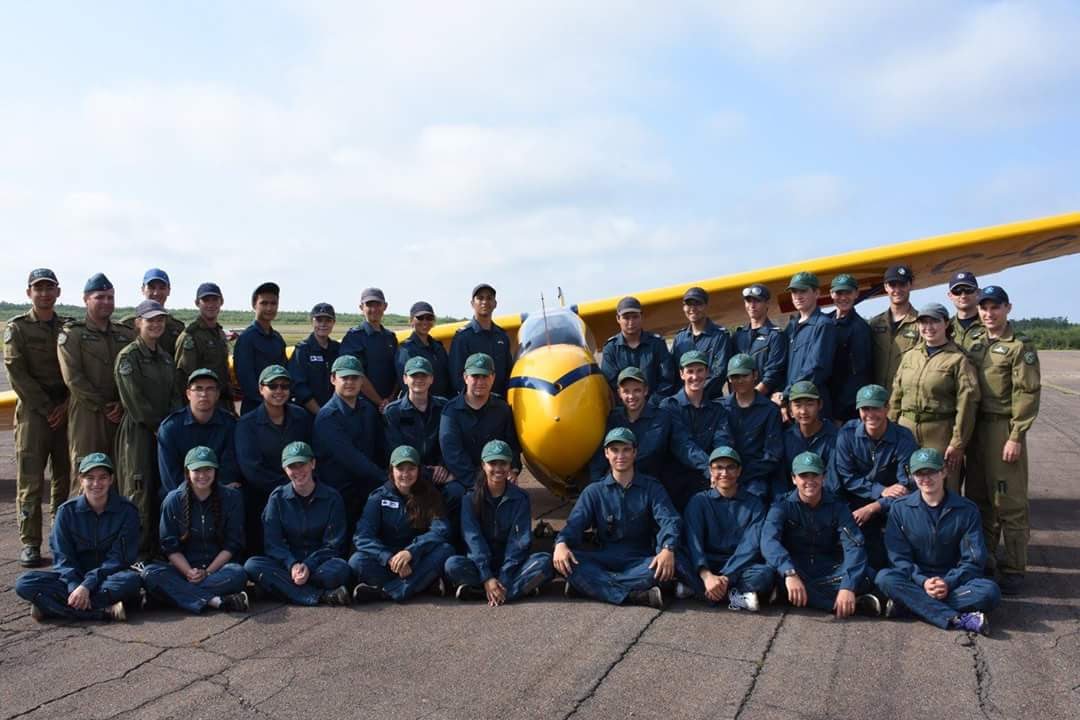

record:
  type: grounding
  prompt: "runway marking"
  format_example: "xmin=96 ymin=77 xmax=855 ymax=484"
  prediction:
xmin=1043 ymin=381 xmax=1080 ymax=396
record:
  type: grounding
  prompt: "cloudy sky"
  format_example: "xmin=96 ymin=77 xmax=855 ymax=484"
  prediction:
xmin=3 ymin=1 xmax=1079 ymax=323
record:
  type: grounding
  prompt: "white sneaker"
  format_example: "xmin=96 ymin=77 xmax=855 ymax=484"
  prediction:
xmin=727 ymin=590 xmax=760 ymax=612
xmin=104 ymin=601 xmax=127 ymax=622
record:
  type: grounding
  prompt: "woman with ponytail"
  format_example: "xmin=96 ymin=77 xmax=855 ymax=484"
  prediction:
xmin=142 ymin=446 xmax=249 ymax=613
xmin=349 ymin=445 xmax=455 ymax=602
xmin=444 ymin=440 xmax=554 ymax=605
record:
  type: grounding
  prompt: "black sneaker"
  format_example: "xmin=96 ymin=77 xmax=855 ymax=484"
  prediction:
xmin=455 ymin=584 xmax=486 ymax=601
xmin=999 ymin=573 xmax=1024 ymax=596
xmin=627 ymin=586 xmax=664 ymax=610
xmin=519 ymin=572 xmax=547 ymax=598
xmin=352 ymin=583 xmax=384 ymax=604
xmin=320 ymin=585 xmax=351 ymax=606
xmin=429 ymin=577 xmax=448 ymax=597
xmin=19 ymin=545 xmax=43 ymax=568
xmin=220 ymin=592 xmax=250 ymax=612
xmin=563 ymin=580 xmax=578 ymax=599
xmin=855 ymin=594 xmax=882 ymax=617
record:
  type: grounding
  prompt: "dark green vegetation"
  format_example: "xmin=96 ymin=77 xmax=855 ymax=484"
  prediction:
xmin=1012 ymin=317 xmax=1080 ymax=349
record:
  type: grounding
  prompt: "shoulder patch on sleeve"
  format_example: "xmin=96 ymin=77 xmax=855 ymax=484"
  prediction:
xmin=57 ymin=331 xmax=68 ymax=346
xmin=1023 ymin=351 xmax=1037 ymax=365
xmin=3 ymin=327 xmax=12 ymax=343
xmin=183 ymin=336 xmax=195 ymax=351
xmin=118 ymin=359 xmax=133 ymax=375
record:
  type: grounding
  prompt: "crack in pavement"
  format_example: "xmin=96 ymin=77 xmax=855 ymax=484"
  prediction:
xmin=733 ymin=611 xmax=787 ymax=719
xmin=959 ymin=633 xmax=1001 ymax=720
xmin=560 ymin=608 xmax=664 ymax=719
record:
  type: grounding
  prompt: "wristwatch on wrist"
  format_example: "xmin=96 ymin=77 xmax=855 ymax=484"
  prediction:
xmin=784 ymin=569 xmax=798 ymax=578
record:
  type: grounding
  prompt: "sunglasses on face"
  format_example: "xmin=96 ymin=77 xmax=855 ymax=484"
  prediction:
xmin=951 ymin=286 xmax=977 ymax=295
xmin=413 ymin=314 xmax=435 ymax=322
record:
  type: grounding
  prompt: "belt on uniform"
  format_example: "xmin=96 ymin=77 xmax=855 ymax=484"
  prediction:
xmin=901 ymin=410 xmax=954 ymax=423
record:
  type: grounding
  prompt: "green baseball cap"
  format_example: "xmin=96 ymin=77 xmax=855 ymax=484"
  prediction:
xmin=909 ymin=447 xmax=945 ymax=473
xmin=791 ymin=451 xmax=825 ymax=475
xmin=184 ymin=446 xmax=219 ymax=470
xmin=78 ymin=452 xmax=114 ymax=474
xmin=727 ymin=353 xmax=757 ymax=376
xmin=464 ymin=353 xmax=495 ymax=376
xmin=855 ymin=384 xmax=889 ymax=409
xmin=788 ymin=380 xmax=820 ymax=400
xmin=281 ymin=441 xmax=315 ymax=467
xmin=787 ymin=271 xmax=820 ymax=290
xmin=331 ymin=355 xmax=365 ymax=377
xmin=709 ymin=446 xmax=742 ymax=465
xmin=389 ymin=445 xmax=421 ymax=466
xmin=481 ymin=440 xmax=514 ymax=463
xmin=603 ymin=427 xmax=637 ymax=447
xmin=259 ymin=364 xmax=290 ymax=385
xmin=679 ymin=350 xmax=709 ymax=368
xmin=617 ymin=366 xmax=647 ymax=386
xmin=404 ymin=356 xmax=434 ymax=376
xmin=187 ymin=368 xmax=220 ymax=385
xmin=830 ymin=273 xmax=858 ymax=292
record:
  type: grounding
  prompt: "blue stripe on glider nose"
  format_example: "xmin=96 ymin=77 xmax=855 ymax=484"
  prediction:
xmin=507 ymin=363 xmax=602 ymax=396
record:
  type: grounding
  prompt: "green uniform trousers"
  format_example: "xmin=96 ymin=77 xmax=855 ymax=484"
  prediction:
xmin=966 ymin=415 xmax=1028 ymax=575
xmin=15 ymin=406 xmax=70 ymax=546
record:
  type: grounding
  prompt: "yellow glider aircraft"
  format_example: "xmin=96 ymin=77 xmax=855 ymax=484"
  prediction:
xmin=3 ymin=212 xmax=1080 ymax=496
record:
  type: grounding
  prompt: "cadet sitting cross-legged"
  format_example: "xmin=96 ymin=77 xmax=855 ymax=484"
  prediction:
xmin=350 ymin=445 xmax=456 ymax=603
xmin=876 ymin=448 xmax=1001 ymax=634
xmin=15 ymin=454 xmax=140 ymax=622
xmin=444 ymin=440 xmax=555 ymax=605
xmin=244 ymin=442 xmax=352 ymax=607
xmin=554 ymin=427 xmax=684 ymax=610
xmin=676 ymin=447 xmax=776 ymax=612
xmin=142 ymin=447 xmax=249 ymax=614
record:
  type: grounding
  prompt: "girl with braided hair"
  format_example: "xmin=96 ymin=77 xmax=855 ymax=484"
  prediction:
xmin=142 ymin=446 xmax=249 ymax=613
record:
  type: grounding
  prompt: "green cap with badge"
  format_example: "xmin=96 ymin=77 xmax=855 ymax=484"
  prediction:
xmin=404 ymin=356 xmax=434 ymax=376
xmin=830 ymin=273 xmax=858 ymax=292
xmin=389 ymin=445 xmax=421 ymax=466
xmin=679 ymin=350 xmax=709 ymax=368
xmin=331 ymin=355 xmax=364 ymax=377
xmin=791 ymin=451 xmax=825 ymax=475
xmin=788 ymin=380 xmax=820 ymax=400
xmin=481 ymin=439 xmax=514 ymax=463
xmin=78 ymin=452 xmax=114 ymax=474
xmin=281 ymin=441 xmax=315 ymax=467
xmin=787 ymin=271 xmax=820 ymax=290
xmin=617 ymin=366 xmax=647 ymax=386
xmin=855 ymin=384 xmax=889 ymax=409
xmin=727 ymin=353 xmax=757 ymax=376
xmin=187 ymin=368 xmax=220 ymax=386
xmin=709 ymin=446 xmax=742 ymax=465
xmin=464 ymin=352 xmax=495 ymax=376
xmin=909 ymin=447 xmax=945 ymax=473
xmin=603 ymin=427 xmax=637 ymax=447
xmin=259 ymin=364 xmax=290 ymax=385
xmin=184 ymin=446 xmax=219 ymax=470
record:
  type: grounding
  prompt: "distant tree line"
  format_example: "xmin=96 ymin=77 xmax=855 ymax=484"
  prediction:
xmin=1011 ymin=317 xmax=1080 ymax=349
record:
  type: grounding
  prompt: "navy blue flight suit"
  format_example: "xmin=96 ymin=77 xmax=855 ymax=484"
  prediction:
xmin=828 ymin=310 xmax=874 ymax=423
xmin=157 ymin=406 xmax=240 ymax=498
xmin=784 ymin=309 xmax=837 ymax=418
xmin=724 ymin=393 xmax=783 ymax=501
xmin=16 ymin=493 xmax=142 ymax=620
xmin=142 ymin=484 xmax=247 ymax=613
xmin=312 ymin=393 xmax=386 ymax=528
xmin=678 ymin=488 xmax=776 ymax=599
xmin=448 ymin=319 xmax=514 ymax=397
xmin=762 ymin=490 xmax=872 ymax=610
xmin=556 ymin=472 xmax=684 ymax=605
xmin=384 ymin=395 xmax=448 ymax=479
xmin=659 ymin=391 xmax=734 ymax=510
xmin=587 ymin=403 xmax=704 ymax=484
xmin=288 ymin=333 xmax=340 ymax=410
xmin=235 ymin=402 xmax=313 ymax=554
xmin=732 ymin=320 xmax=787 ymax=395
xmin=243 ymin=482 xmax=351 ymax=605
xmin=831 ymin=419 xmax=918 ymax=571
xmin=233 ymin=322 xmax=287 ymax=415
xmin=444 ymin=483 xmax=554 ymax=600
xmin=876 ymin=491 xmax=1001 ymax=628
xmin=671 ymin=319 xmax=733 ymax=400
xmin=600 ymin=332 xmax=676 ymax=401
xmin=778 ymin=421 xmax=839 ymax=499
xmin=341 ymin=321 xmax=400 ymax=401
xmin=397 ymin=332 xmax=452 ymax=399
xmin=349 ymin=481 xmax=455 ymax=601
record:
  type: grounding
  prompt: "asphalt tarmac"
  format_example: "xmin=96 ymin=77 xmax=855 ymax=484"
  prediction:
xmin=1 ymin=354 xmax=1078 ymax=720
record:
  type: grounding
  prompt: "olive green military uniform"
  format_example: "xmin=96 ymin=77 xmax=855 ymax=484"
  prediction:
xmin=869 ymin=306 xmax=919 ymax=391
xmin=120 ymin=312 xmax=185 ymax=358
xmin=949 ymin=315 xmax=986 ymax=353
xmin=3 ymin=309 xmax=73 ymax=546
xmin=115 ymin=337 xmax=182 ymax=558
xmin=57 ymin=318 xmax=136 ymax=497
xmin=965 ymin=324 xmax=1040 ymax=576
xmin=174 ymin=317 xmax=233 ymax=409
xmin=889 ymin=340 xmax=981 ymax=493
